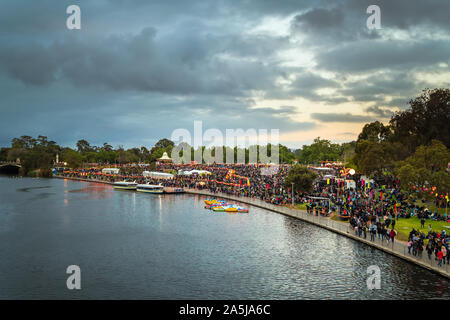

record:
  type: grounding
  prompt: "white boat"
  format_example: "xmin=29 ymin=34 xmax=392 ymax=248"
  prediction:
xmin=113 ymin=181 xmax=138 ymax=190
xmin=136 ymin=184 xmax=164 ymax=194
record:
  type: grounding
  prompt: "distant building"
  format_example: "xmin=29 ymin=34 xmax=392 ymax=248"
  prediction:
xmin=157 ymin=152 xmax=173 ymax=163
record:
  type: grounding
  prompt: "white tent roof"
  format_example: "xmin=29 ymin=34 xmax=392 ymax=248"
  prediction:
xmin=143 ymin=171 xmax=174 ymax=179
xmin=179 ymin=169 xmax=211 ymax=175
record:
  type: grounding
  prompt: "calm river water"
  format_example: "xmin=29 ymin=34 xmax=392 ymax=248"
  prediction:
xmin=0 ymin=176 xmax=448 ymax=299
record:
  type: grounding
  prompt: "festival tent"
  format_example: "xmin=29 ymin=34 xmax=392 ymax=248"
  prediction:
xmin=179 ymin=169 xmax=212 ymax=176
xmin=143 ymin=171 xmax=174 ymax=179
xmin=310 ymin=167 xmax=333 ymax=171
xmin=102 ymin=168 xmax=120 ymax=174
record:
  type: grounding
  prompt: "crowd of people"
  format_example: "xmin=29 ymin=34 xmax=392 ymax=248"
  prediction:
xmin=58 ymin=161 xmax=450 ymax=267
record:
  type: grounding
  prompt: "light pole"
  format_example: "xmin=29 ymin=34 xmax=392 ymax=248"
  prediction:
xmin=291 ymin=182 xmax=294 ymax=206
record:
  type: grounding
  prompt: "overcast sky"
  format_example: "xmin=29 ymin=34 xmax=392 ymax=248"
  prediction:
xmin=0 ymin=0 xmax=449 ymax=149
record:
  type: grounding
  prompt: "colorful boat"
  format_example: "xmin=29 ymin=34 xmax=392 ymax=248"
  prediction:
xmin=205 ymin=199 xmax=227 ymax=206
xmin=212 ymin=206 xmax=227 ymax=212
xmin=113 ymin=181 xmax=138 ymax=190
xmin=205 ymin=202 xmax=228 ymax=209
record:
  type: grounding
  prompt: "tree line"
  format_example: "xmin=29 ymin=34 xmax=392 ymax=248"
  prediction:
xmin=1 ymin=88 xmax=449 ymax=196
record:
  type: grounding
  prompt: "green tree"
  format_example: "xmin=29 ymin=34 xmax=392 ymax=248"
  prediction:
xmin=284 ymin=165 xmax=318 ymax=194
xmin=390 ymin=88 xmax=450 ymax=153
xmin=61 ymin=148 xmax=83 ymax=168
xmin=395 ymin=140 xmax=450 ymax=197
xmin=357 ymin=121 xmax=392 ymax=143
xmin=297 ymin=137 xmax=343 ymax=164
xmin=76 ymin=139 xmax=93 ymax=153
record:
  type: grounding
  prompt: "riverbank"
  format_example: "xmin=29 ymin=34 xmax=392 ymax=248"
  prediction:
xmin=54 ymin=175 xmax=450 ymax=279
xmin=53 ymin=174 xmax=114 ymax=185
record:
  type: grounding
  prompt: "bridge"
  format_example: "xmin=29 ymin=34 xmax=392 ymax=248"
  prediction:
xmin=0 ymin=161 xmax=21 ymax=174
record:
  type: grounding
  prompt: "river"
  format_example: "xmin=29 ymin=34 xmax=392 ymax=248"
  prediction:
xmin=0 ymin=176 xmax=448 ymax=299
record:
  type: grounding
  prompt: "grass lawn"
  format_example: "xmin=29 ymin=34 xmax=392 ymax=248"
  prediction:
xmin=394 ymin=217 xmax=450 ymax=241
xmin=293 ymin=203 xmax=308 ymax=210
xmin=411 ymin=200 xmax=448 ymax=215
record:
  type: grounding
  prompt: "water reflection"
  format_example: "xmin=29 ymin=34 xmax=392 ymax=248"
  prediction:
xmin=0 ymin=176 xmax=448 ymax=299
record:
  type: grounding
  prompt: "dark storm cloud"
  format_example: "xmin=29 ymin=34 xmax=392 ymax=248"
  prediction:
xmin=290 ymin=0 xmax=450 ymax=45
xmin=337 ymin=72 xmax=427 ymax=104
xmin=364 ymin=106 xmax=395 ymax=118
xmin=343 ymin=0 xmax=450 ymax=30
xmin=287 ymin=72 xmax=340 ymax=101
xmin=0 ymin=0 xmax=449 ymax=148
xmin=311 ymin=113 xmax=377 ymax=123
xmin=0 ymin=28 xmax=287 ymax=96
xmin=316 ymin=39 xmax=450 ymax=73
xmin=291 ymin=6 xmax=380 ymax=45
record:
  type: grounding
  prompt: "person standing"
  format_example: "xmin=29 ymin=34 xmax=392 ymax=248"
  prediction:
xmin=437 ymin=249 xmax=443 ymax=267
xmin=370 ymin=223 xmax=376 ymax=241
xmin=389 ymin=228 xmax=396 ymax=245
xmin=426 ymin=242 xmax=433 ymax=259
xmin=442 ymin=246 xmax=447 ymax=265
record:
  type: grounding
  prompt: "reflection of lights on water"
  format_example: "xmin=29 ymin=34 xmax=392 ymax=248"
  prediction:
xmin=63 ymin=214 xmax=70 ymax=226
xmin=131 ymin=192 xmax=136 ymax=212
xmin=158 ymin=196 xmax=163 ymax=229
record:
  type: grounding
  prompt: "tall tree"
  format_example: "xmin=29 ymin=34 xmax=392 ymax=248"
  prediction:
xmin=390 ymin=88 xmax=450 ymax=153
xmin=76 ymin=139 xmax=92 ymax=153
xmin=284 ymin=165 xmax=318 ymax=194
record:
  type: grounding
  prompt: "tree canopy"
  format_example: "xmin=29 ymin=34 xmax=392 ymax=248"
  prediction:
xmin=284 ymin=165 xmax=318 ymax=194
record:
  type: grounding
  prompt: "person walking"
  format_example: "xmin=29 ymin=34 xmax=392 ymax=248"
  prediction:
xmin=426 ymin=242 xmax=433 ymax=259
xmin=408 ymin=240 xmax=413 ymax=254
xmin=442 ymin=246 xmax=447 ymax=265
xmin=390 ymin=229 xmax=396 ymax=245
xmin=446 ymin=244 xmax=450 ymax=265
xmin=420 ymin=217 xmax=425 ymax=229
xmin=437 ymin=249 xmax=443 ymax=267
xmin=370 ymin=223 xmax=376 ymax=241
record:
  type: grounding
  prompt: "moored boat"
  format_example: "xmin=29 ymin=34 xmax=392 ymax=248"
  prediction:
xmin=136 ymin=184 xmax=164 ymax=194
xmin=113 ymin=181 xmax=138 ymax=190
